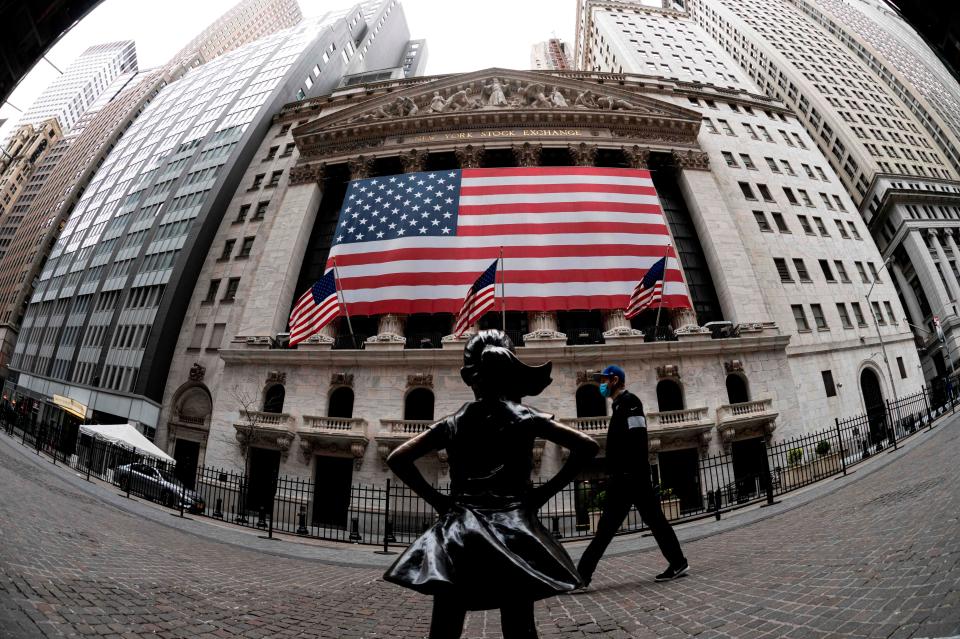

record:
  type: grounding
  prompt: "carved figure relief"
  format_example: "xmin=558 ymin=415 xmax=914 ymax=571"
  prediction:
xmin=189 ymin=363 xmax=206 ymax=382
xmin=549 ymin=86 xmax=567 ymax=108
xmin=483 ymin=79 xmax=508 ymax=106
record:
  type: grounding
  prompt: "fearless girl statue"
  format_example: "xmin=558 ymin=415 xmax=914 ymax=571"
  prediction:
xmin=384 ymin=330 xmax=599 ymax=638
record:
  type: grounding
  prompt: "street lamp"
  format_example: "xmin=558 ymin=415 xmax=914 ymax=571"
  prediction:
xmin=865 ymin=256 xmax=899 ymax=404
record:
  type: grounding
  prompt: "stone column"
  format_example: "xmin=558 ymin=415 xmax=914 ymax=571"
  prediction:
xmin=672 ymin=150 xmax=772 ymax=324
xmin=601 ymin=309 xmax=643 ymax=341
xmin=367 ymin=313 xmax=406 ymax=350
xmin=399 ymin=149 xmax=427 ymax=173
xmin=511 ymin=142 xmax=542 ymax=167
xmin=348 ymin=155 xmax=375 ymax=181
xmin=524 ymin=311 xmax=566 ymax=346
xmin=930 ymin=229 xmax=960 ymax=303
xmin=622 ymin=145 xmax=651 ymax=170
xmin=568 ymin=143 xmax=598 ymax=166
xmin=235 ymin=163 xmax=326 ymax=340
xmin=902 ymin=228 xmax=951 ymax=318
xmin=454 ymin=144 xmax=485 ymax=169
xmin=944 ymin=229 xmax=960 ymax=296
xmin=891 ymin=260 xmax=924 ymax=328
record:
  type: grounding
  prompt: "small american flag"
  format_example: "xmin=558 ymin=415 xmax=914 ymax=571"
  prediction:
xmin=453 ymin=259 xmax=498 ymax=336
xmin=625 ymin=256 xmax=668 ymax=319
xmin=329 ymin=167 xmax=691 ymax=314
xmin=288 ymin=269 xmax=340 ymax=346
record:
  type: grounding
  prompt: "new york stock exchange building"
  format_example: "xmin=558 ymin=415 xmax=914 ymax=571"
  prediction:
xmin=157 ymin=68 xmax=921 ymax=531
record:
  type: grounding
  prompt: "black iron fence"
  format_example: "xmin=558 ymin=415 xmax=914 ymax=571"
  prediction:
xmin=2 ymin=379 xmax=956 ymax=548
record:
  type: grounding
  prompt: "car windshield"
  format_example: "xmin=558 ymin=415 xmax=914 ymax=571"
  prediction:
xmin=157 ymin=468 xmax=178 ymax=483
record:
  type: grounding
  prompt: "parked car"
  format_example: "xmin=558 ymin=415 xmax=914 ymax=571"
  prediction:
xmin=114 ymin=462 xmax=205 ymax=513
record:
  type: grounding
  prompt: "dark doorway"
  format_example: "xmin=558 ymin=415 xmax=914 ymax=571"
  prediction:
xmin=247 ymin=447 xmax=280 ymax=514
xmin=328 ymin=386 xmax=354 ymax=418
xmin=173 ymin=439 xmax=200 ymax=489
xmin=263 ymin=384 xmax=285 ymax=413
xmin=726 ymin=374 xmax=749 ymax=404
xmin=861 ymin=368 xmax=887 ymax=445
xmin=404 ymin=388 xmax=434 ymax=420
xmin=731 ymin=437 xmax=766 ymax=501
xmin=312 ymin=455 xmax=353 ymax=527
xmin=656 ymin=379 xmax=684 ymax=412
xmin=658 ymin=448 xmax=700 ymax=512
xmin=576 ymin=384 xmax=606 ymax=418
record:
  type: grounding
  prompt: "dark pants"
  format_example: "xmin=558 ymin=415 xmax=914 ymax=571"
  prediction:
xmin=577 ymin=474 xmax=685 ymax=582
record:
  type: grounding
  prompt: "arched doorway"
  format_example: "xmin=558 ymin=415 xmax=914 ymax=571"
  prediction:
xmin=576 ymin=384 xmax=606 ymax=418
xmin=171 ymin=384 xmax=212 ymax=490
xmin=263 ymin=384 xmax=285 ymax=414
xmin=656 ymin=379 xmax=684 ymax=412
xmin=860 ymin=368 xmax=887 ymax=447
xmin=327 ymin=387 xmax=354 ymax=418
xmin=725 ymin=374 xmax=749 ymax=404
xmin=404 ymin=388 xmax=434 ymax=421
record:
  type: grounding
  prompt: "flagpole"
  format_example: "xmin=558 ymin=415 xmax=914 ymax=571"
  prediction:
xmin=499 ymin=247 xmax=506 ymax=333
xmin=654 ymin=243 xmax=671 ymax=334
xmin=332 ymin=257 xmax=355 ymax=346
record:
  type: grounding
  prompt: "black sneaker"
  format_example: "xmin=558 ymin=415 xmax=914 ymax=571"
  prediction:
xmin=654 ymin=561 xmax=689 ymax=582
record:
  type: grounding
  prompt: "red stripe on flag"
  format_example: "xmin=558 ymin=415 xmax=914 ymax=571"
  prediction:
xmin=458 ymin=201 xmax=663 ymax=215
xmin=456 ymin=221 xmax=669 ymax=237
xmin=327 ymin=244 xmax=678 ymax=268
xmin=338 ymin=269 xmax=686 ymax=290
xmin=341 ymin=294 xmax=692 ymax=316
xmin=459 ymin=183 xmax=658 ymax=196
xmin=462 ymin=166 xmax=651 ymax=178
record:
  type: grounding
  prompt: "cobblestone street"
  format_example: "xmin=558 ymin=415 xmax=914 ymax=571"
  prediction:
xmin=1 ymin=420 xmax=959 ymax=639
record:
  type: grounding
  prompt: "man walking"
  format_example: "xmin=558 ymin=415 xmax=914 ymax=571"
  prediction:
xmin=576 ymin=365 xmax=688 ymax=587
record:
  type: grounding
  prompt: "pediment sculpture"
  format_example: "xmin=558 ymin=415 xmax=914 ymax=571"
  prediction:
xmin=344 ymin=77 xmax=643 ymax=124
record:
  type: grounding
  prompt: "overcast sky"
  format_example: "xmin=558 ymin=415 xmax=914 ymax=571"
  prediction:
xmin=0 ymin=0 xmax=577 ymax=142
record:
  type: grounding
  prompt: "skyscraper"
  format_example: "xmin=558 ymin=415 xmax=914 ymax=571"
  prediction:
xmin=13 ymin=41 xmax=137 ymax=135
xmin=677 ymin=0 xmax=960 ymax=381
xmin=0 ymin=0 xmax=304 ymax=386
xmin=530 ymin=39 xmax=573 ymax=70
xmin=7 ymin=1 xmax=415 ymax=438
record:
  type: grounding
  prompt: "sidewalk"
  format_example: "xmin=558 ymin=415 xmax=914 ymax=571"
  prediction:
xmin=1 ymin=411 xmax=954 ymax=568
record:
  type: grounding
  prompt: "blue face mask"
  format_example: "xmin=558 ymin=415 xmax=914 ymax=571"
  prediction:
xmin=599 ymin=382 xmax=611 ymax=398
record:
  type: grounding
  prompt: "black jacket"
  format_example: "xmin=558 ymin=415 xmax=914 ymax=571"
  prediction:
xmin=605 ymin=389 xmax=649 ymax=476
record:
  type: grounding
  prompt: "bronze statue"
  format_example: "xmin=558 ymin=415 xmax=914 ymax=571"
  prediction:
xmin=384 ymin=330 xmax=599 ymax=638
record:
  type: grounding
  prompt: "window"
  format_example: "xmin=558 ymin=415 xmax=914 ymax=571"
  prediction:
xmin=798 ymin=215 xmax=815 ymax=235
xmin=792 ymin=305 xmax=810 ymax=331
xmin=208 ymin=323 xmax=226 ymax=350
xmin=189 ymin=323 xmax=206 ymax=349
xmin=884 ymin=301 xmax=896 ymax=325
xmin=267 ymin=170 xmax=283 ymax=188
xmin=819 ymin=259 xmax=835 ymax=282
xmin=249 ymin=173 xmax=264 ymax=190
xmin=252 ymin=201 xmax=268 ymax=221
xmin=775 ymin=258 xmax=792 ymax=282
xmin=814 ymin=217 xmax=829 ymax=236
xmin=847 ymin=221 xmax=862 ymax=240
xmin=836 ymin=303 xmax=853 ymax=328
xmin=793 ymin=258 xmax=811 ymax=281
xmin=718 ymin=119 xmax=735 ymax=135
xmin=743 ymin=123 xmax=759 ymax=139
xmin=754 ymin=211 xmax=772 ymax=232
xmin=280 ymin=143 xmax=295 ymax=157
xmin=835 ymin=261 xmax=850 ymax=282
xmin=798 ymin=189 xmax=813 ymax=206
xmin=263 ymin=146 xmax=278 ymax=161
xmin=780 ymin=160 xmax=796 ymax=176
xmin=765 ymin=157 xmax=780 ymax=172
xmin=871 ymin=301 xmax=885 ymax=324
xmin=811 ymin=304 xmax=828 ymax=329
xmin=739 ymin=182 xmax=756 ymax=200
xmin=783 ymin=187 xmax=799 ymax=205
xmin=851 ymin=302 xmax=867 ymax=326
xmin=758 ymin=184 xmax=774 ymax=202
xmin=238 ymin=237 xmax=254 ymax=258
xmin=222 ymin=277 xmax=240 ymax=302
xmin=897 ymin=356 xmax=907 ymax=379
xmin=855 ymin=261 xmax=869 ymax=283
xmin=772 ymin=212 xmax=790 ymax=233
xmin=739 ymin=154 xmax=756 ymax=170
xmin=203 ymin=279 xmax=220 ymax=303
xmin=722 ymin=151 xmax=737 ymax=167
xmin=868 ymin=262 xmax=881 ymax=283
xmin=234 ymin=204 xmax=250 ymax=224
xmin=821 ymin=370 xmax=837 ymax=397
xmin=277 ymin=123 xmax=291 ymax=136
xmin=835 ymin=220 xmax=850 ymax=238
xmin=219 ymin=239 xmax=235 ymax=261
xmin=704 ymin=118 xmax=718 ymax=134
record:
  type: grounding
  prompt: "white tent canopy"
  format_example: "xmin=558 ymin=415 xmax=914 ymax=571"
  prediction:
xmin=79 ymin=423 xmax=175 ymax=464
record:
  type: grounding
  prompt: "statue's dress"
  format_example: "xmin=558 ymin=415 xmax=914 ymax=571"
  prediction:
xmin=383 ymin=399 xmax=582 ymax=610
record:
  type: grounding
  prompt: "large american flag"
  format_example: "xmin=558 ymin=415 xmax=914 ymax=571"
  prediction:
xmin=327 ymin=167 xmax=691 ymax=315
xmin=288 ymin=268 xmax=340 ymax=346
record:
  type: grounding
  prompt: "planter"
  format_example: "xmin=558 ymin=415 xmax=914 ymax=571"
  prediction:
xmin=780 ymin=452 xmax=842 ymax=490
xmin=660 ymin=498 xmax=681 ymax=521
xmin=588 ymin=509 xmax=602 ymax=532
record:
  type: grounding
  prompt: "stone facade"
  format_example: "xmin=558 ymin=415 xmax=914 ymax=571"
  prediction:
xmin=157 ymin=68 xmax=923 ymax=503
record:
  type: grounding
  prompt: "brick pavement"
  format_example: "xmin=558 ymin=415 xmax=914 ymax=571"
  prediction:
xmin=0 ymin=420 xmax=959 ymax=638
